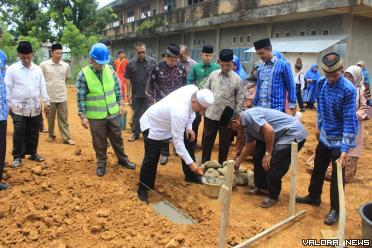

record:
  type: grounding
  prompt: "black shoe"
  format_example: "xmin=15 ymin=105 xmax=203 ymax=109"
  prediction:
xmin=0 ymin=182 xmax=10 ymax=191
xmin=184 ymin=176 xmax=203 ymax=185
xmin=29 ymin=154 xmax=45 ymax=162
xmin=160 ymin=155 xmax=168 ymax=165
xmin=96 ymin=166 xmax=106 ymax=177
xmin=296 ymin=195 xmax=321 ymax=206
xmin=12 ymin=158 xmax=22 ymax=168
xmin=128 ymin=134 xmax=139 ymax=142
xmin=137 ymin=189 xmax=149 ymax=204
xmin=324 ymin=209 xmax=339 ymax=225
xmin=118 ymin=160 xmax=135 ymax=170
xmin=261 ymin=197 xmax=278 ymax=208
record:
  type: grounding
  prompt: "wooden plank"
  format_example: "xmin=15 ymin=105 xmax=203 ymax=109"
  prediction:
xmin=218 ymin=160 xmax=235 ymax=248
xmin=233 ymin=210 xmax=306 ymax=248
xmin=336 ymin=161 xmax=345 ymax=248
xmin=289 ymin=142 xmax=298 ymax=216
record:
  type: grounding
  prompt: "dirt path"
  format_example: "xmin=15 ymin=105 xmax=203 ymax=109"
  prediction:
xmin=0 ymin=88 xmax=371 ymax=248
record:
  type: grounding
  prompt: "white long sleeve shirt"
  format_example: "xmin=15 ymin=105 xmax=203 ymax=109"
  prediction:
xmin=5 ymin=61 xmax=49 ymax=117
xmin=140 ymin=85 xmax=197 ymax=165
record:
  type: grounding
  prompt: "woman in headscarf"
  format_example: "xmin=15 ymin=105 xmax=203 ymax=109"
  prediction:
xmin=304 ymin=64 xmax=321 ymax=109
xmin=273 ymin=51 xmax=286 ymax=61
xmin=325 ymin=65 xmax=368 ymax=183
xmin=232 ymin=55 xmax=248 ymax=80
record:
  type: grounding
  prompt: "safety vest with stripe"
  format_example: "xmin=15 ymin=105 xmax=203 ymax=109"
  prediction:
xmin=82 ymin=65 xmax=119 ymax=120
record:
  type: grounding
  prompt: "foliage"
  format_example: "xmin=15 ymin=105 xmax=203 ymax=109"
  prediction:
xmin=136 ymin=16 xmax=165 ymax=35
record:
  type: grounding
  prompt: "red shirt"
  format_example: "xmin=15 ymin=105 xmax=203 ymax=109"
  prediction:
xmin=114 ymin=58 xmax=128 ymax=84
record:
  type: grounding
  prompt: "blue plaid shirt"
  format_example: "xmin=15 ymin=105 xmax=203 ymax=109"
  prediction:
xmin=0 ymin=50 xmax=7 ymax=121
xmin=254 ymin=57 xmax=296 ymax=112
xmin=317 ymin=76 xmax=358 ymax=152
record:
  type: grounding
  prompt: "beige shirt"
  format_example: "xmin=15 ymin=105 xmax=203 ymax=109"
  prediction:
xmin=40 ymin=59 xmax=71 ymax=102
xmin=205 ymin=69 xmax=244 ymax=121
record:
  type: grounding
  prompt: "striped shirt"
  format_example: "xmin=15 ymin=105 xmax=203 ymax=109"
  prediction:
xmin=317 ymin=76 xmax=358 ymax=152
xmin=254 ymin=57 xmax=296 ymax=112
xmin=76 ymin=65 xmax=122 ymax=119
xmin=0 ymin=50 xmax=7 ymax=121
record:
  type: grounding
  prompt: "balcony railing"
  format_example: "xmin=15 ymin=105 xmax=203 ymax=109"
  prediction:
xmin=103 ymin=0 xmax=250 ymax=39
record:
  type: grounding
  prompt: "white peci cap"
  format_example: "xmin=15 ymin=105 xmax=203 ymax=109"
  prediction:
xmin=196 ymin=89 xmax=214 ymax=108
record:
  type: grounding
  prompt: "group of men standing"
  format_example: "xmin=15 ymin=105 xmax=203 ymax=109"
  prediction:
xmin=0 ymin=28 xmax=365 ymax=227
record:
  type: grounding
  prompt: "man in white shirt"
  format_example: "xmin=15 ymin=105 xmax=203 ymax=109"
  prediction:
xmin=294 ymin=63 xmax=305 ymax=112
xmin=5 ymin=41 xmax=50 ymax=167
xmin=137 ymin=85 xmax=214 ymax=203
xmin=40 ymin=44 xmax=75 ymax=145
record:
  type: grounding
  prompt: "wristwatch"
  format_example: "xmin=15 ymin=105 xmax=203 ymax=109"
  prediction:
xmin=265 ymin=151 xmax=271 ymax=156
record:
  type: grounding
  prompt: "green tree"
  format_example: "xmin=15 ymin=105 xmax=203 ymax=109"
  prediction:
xmin=0 ymin=0 xmax=51 ymax=42
xmin=49 ymin=0 xmax=117 ymax=38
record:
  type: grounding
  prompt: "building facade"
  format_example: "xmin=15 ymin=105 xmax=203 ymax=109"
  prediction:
xmin=103 ymin=0 xmax=372 ymax=71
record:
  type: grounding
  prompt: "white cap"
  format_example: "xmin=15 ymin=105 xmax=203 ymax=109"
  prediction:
xmin=357 ymin=61 xmax=366 ymax=66
xmin=196 ymin=89 xmax=214 ymax=108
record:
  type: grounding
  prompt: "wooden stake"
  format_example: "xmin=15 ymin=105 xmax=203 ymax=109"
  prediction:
xmin=336 ymin=161 xmax=345 ymax=248
xmin=289 ymin=142 xmax=298 ymax=216
xmin=218 ymin=160 xmax=234 ymax=248
xmin=233 ymin=210 xmax=306 ymax=248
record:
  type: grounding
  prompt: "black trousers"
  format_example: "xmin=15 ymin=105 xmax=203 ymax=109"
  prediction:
xmin=88 ymin=116 xmax=129 ymax=167
xmin=138 ymin=129 xmax=198 ymax=192
xmin=254 ymin=139 xmax=305 ymax=199
xmin=308 ymin=142 xmax=344 ymax=211
xmin=12 ymin=113 xmax=40 ymax=159
xmin=132 ymin=97 xmax=148 ymax=135
xmin=0 ymin=120 xmax=7 ymax=181
xmin=202 ymin=117 xmax=233 ymax=165
xmin=192 ymin=112 xmax=202 ymax=145
xmin=296 ymin=84 xmax=304 ymax=110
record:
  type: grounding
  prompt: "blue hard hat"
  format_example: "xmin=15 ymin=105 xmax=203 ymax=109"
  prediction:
xmin=89 ymin=43 xmax=110 ymax=65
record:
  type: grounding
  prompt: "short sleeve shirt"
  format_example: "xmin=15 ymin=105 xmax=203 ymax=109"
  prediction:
xmin=241 ymin=107 xmax=307 ymax=145
xmin=40 ymin=59 xmax=71 ymax=102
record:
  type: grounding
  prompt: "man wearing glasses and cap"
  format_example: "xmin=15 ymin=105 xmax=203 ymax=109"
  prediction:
xmin=146 ymin=44 xmax=187 ymax=165
xmin=201 ymin=49 xmax=244 ymax=165
xmin=137 ymin=85 xmax=214 ymax=203
xmin=297 ymin=52 xmax=358 ymax=225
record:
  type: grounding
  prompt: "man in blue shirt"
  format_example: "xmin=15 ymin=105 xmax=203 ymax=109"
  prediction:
xmin=223 ymin=106 xmax=307 ymax=208
xmin=253 ymin=38 xmax=297 ymax=114
xmin=0 ymin=27 xmax=9 ymax=190
xmin=297 ymin=52 xmax=358 ymax=225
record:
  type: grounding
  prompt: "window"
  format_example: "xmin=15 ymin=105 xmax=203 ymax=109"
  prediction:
xmin=113 ymin=21 xmax=120 ymax=27
xmin=239 ymin=36 xmax=244 ymax=43
xmin=232 ymin=36 xmax=237 ymax=44
xmin=285 ymin=31 xmax=290 ymax=37
xmin=141 ymin=5 xmax=151 ymax=19
xmin=311 ymin=30 xmax=317 ymax=36
xmin=299 ymin=31 xmax=305 ymax=36
xmin=193 ymin=39 xmax=196 ymax=45
xmin=246 ymin=35 xmax=251 ymax=43
xmin=164 ymin=0 xmax=176 ymax=12
xmin=203 ymin=40 xmax=206 ymax=44
xmin=275 ymin=32 xmax=280 ymax=38
xmin=198 ymin=40 xmax=201 ymax=45
xmin=188 ymin=0 xmax=204 ymax=5
xmin=322 ymin=29 xmax=329 ymax=35
xmin=127 ymin=11 xmax=135 ymax=23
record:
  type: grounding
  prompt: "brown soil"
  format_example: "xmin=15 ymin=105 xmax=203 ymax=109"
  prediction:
xmin=0 ymin=88 xmax=371 ymax=248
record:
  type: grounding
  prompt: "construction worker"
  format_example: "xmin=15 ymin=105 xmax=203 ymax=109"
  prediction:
xmin=76 ymin=43 xmax=135 ymax=177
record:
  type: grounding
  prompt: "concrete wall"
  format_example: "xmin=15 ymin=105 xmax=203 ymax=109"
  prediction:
xmin=219 ymin=24 xmax=268 ymax=49
xmin=347 ymin=16 xmax=372 ymax=68
xmin=271 ymin=15 xmax=344 ymax=37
